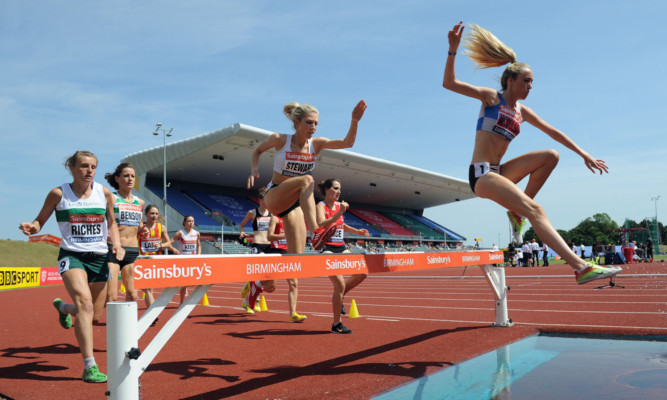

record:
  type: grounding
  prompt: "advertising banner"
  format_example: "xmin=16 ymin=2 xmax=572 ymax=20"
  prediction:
xmin=133 ymin=251 xmax=504 ymax=289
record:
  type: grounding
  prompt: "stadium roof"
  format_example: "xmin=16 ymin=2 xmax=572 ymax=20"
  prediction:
xmin=122 ymin=123 xmax=475 ymax=211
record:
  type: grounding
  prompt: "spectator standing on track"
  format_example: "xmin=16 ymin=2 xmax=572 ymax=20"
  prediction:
xmin=19 ymin=150 xmax=123 ymax=383
xmin=238 ymin=187 xmax=272 ymax=314
xmin=580 ymin=243 xmax=586 ymax=260
xmin=521 ymin=241 xmax=531 ymax=267
xmin=646 ymin=237 xmax=654 ymax=262
xmin=139 ymin=204 xmax=179 ymax=318
xmin=542 ymin=242 xmax=550 ymax=266
xmin=245 ymin=100 xmax=366 ymax=307
xmin=442 ymin=21 xmax=621 ymax=283
xmin=100 ymin=163 xmax=144 ymax=319
xmin=171 ymin=215 xmax=201 ymax=305
xmin=530 ymin=239 xmax=539 ymax=266
xmin=317 ymin=178 xmax=370 ymax=334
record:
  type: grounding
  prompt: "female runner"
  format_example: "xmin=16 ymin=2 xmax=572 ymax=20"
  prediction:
xmin=317 ymin=178 xmax=369 ymax=334
xmin=139 ymin=204 xmax=179 ymax=313
xmin=102 ymin=162 xmax=144 ymax=309
xmin=171 ymin=215 xmax=201 ymax=304
xmin=245 ymin=100 xmax=366 ymax=304
xmin=19 ymin=151 xmax=123 ymax=383
xmin=442 ymin=21 xmax=621 ymax=284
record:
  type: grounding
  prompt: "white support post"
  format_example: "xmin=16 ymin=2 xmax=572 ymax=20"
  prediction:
xmin=107 ymin=285 xmax=212 ymax=400
xmin=107 ymin=301 xmax=140 ymax=400
xmin=481 ymin=265 xmax=514 ymax=327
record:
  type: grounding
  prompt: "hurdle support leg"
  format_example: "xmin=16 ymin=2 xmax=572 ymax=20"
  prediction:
xmin=106 ymin=284 xmax=212 ymax=400
xmin=481 ymin=265 xmax=514 ymax=327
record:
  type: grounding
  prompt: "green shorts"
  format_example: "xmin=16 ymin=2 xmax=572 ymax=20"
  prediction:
xmin=57 ymin=249 xmax=109 ymax=283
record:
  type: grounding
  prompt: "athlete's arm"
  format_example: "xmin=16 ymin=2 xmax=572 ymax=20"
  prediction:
xmin=161 ymin=229 xmax=180 ymax=254
xmin=313 ymin=100 xmax=367 ymax=152
xmin=104 ymin=186 xmax=125 ymax=261
xmin=19 ymin=187 xmax=61 ymax=236
xmin=196 ymin=233 xmax=201 ymax=255
xmin=316 ymin=201 xmax=347 ymax=229
xmin=343 ymin=224 xmax=369 ymax=237
xmin=267 ymin=216 xmax=285 ymax=242
xmin=238 ymin=209 xmax=254 ymax=238
xmin=248 ymin=133 xmax=284 ymax=188
xmin=521 ymin=104 xmax=608 ymax=174
xmin=442 ymin=21 xmax=497 ymax=105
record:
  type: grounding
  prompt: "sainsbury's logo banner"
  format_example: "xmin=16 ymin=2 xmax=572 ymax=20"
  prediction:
xmin=133 ymin=251 xmax=504 ymax=289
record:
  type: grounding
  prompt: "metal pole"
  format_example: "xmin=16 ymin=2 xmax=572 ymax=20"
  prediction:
xmin=163 ymin=131 xmax=168 ymax=240
xmin=221 ymin=221 xmax=224 ymax=254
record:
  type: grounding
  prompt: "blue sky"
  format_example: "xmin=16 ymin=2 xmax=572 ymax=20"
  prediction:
xmin=2 ymin=0 xmax=665 ymax=247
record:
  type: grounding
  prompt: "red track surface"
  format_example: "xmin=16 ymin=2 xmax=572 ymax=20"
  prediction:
xmin=1 ymin=262 xmax=666 ymax=399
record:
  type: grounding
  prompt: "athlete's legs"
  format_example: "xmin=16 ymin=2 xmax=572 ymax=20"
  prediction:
xmin=282 ymin=207 xmax=307 ymax=254
xmin=264 ymin=175 xmax=318 ymax=231
xmin=286 ymin=278 xmax=298 ymax=315
xmin=329 ymin=274 xmax=345 ymax=324
xmin=343 ymin=274 xmax=367 ymax=296
xmin=105 ymin=262 xmax=121 ymax=303
xmin=475 ymin=171 xmax=585 ymax=270
xmin=61 ymin=268 xmax=98 ymax=360
xmin=120 ymin=264 xmax=138 ymax=302
xmin=500 ymin=149 xmax=559 ymax=200
xmin=142 ymin=289 xmax=155 ymax=308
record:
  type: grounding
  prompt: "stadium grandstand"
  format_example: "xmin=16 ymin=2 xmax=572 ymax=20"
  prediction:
xmin=122 ymin=123 xmax=475 ymax=254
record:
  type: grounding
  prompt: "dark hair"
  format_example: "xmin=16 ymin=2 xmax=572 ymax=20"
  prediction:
xmin=182 ymin=215 xmax=194 ymax=225
xmin=144 ymin=204 xmax=160 ymax=214
xmin=64 ymin=150 xmax=97 ymax=170
xmin=104 ymin=162 xmax=135 ymax=190
xmin=318 ymin=178 xmax=340 ymax=197
xmin=258 ymin=187 xmax=267 ymax=199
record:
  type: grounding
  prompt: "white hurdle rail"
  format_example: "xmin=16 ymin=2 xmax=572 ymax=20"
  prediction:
xmin=106 ymin=251 xmax=511 ymax=400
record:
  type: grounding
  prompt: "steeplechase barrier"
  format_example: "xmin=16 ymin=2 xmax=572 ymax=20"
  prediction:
xmin=106 ymin=250 xmax=509 ymax=399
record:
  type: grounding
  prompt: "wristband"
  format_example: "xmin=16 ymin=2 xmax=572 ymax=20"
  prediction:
xmin=448 ymin=51 xmax=456 ymax=56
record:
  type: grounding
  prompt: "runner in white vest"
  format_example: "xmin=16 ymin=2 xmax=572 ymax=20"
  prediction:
xmin=19 ymin=151 xmax=123 ymax=383
xmin=170 ymin=215 xmax=201 ymax=305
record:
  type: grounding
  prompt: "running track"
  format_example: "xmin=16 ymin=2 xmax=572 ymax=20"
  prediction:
xmin=1 ymin=262 xmax=666 ymax=399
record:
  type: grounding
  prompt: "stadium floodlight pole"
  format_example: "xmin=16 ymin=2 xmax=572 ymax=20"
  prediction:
xmin=651 ymin=195 xmax=661 ymax=245
xmin=153 ymin=123 xmax=173 ymax=251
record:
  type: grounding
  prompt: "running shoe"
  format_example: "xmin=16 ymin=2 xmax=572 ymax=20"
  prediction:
xmin=82 ymin=365 xmax=107 ymax=383
xmin=575 ymin=263 xmax=622 ymax=285
xmin=53 ymin=298 xmax=72 ymax=329
xmin=311 ymin=223 xmax=338 ymax=251
xmin=507 ymin=210 xmax=527 ymax=244
xmin=254 ymin=301 xmax=262 ymax=312
xmin=247 ymin=281 xmax=263 ymax=309
xmin=331 ymin=322 xmax=352 ymax=334
xmin=242 ymin=302 xmax=255 ymax=314
xmin=289 ymin=313 xmax=307 ymax=323
xmin=240 ymin=281 xmax=250 ymax=299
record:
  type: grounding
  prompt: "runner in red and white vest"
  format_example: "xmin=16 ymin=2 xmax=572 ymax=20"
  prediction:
xmin=317 ymin=178 xmax=370 ymax=334
xmin=170 ymin=215 xmax=201 ymax=305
